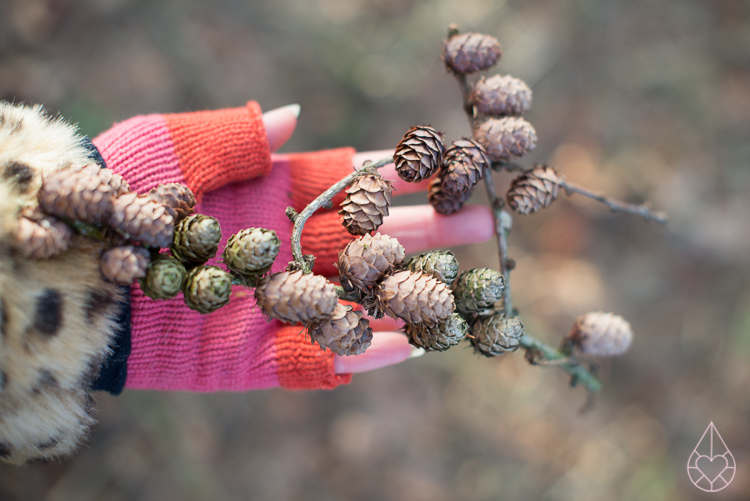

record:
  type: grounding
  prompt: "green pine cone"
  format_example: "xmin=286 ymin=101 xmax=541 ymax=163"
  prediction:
xmin=453 ymin=268 xmax=505 ymax=314
xmin=183 ymin=265 xmax=232 ymax=314
xmin=171 ymin=214 xmax=222 ymax=265
xmin=222 ymin=228 xmax=280 ymax=277
xmin=404 ymin=250 xmax=460 ymax=286
xmin=140 ymin=254 xmax=187 ymax=299
xmin=405 ymin=313 xmax=468 ymax=352
xmin=470 ymin=314 xmax=523 ymax=357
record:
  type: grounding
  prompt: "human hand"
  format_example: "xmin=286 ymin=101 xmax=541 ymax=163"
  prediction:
xmin=264 ymin=106 xmax=494 ymax=375
xmin=92 ymin=101 xmax=493 ymax=392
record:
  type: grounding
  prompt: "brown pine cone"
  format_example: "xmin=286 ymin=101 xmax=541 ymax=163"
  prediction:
xmin=337 ymin=232 xmax=405 ymax=294
xmin=470 ymin=314 xmax=524 ymax=357
xmin=473 ymin=117 xmax=537 ymax=162
xmin=375 ymin=270 xmax=454 ymax=325
xmin=100 ymin=245 xmax=150 ymax=285
xmin=562 ymin=312 xmax=633 ymax=356
xmin=440 ymin=139 xmax=489 ymax=196
xmin=309 ymin=303 xmax=373 ymax=356
xmin=109 ymin=192 xmax=176 ymax=248
xmin=171 ymin=214 xmax=222 ymax=265
xmin=471 ymin=75 xmax=532 ymax=116
xmin=443 ymin=32 xmax=502 ymax=74
xmin=39 ymin=164 xmax=130 ymax=223
xmin=446 ymin=139 xmax=491 ymax=171
xmin=183 ymin=265 xmax=232 ymax=314
xmin=506 ymin=165 xmax=562 ymax=215
xmin=15 ymin=215 xmax=72 ymax=259
xmin=428 ymin=176 xmax=471 ymax=215
xmin=148 ymin=183 xmax=197 ymax=222
xmin=339 ymin=174 xmax=393 ymax=236
xmin=394 ymin=126 xmax=445 ymax=183
xmin=405 ymin=313 xmax=468 ymax=352
xmin=255 ymin=271 xmax=338 ymax=324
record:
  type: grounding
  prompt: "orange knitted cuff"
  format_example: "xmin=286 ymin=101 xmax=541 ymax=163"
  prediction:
xmin=287 ymin=147 xmax=356 ymax=212
xmin=302 ymin=211 xmax=355 ymax=276
xmin=163 ymin=101 xmax=271 ymax=201
xmin=275 ymin=325 xmax=352 ymax=390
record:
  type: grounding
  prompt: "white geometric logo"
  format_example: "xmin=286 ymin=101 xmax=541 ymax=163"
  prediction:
xmin=687 ymin=422 xmax=735 ymax=492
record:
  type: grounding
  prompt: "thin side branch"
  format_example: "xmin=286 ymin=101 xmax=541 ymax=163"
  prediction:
xmin=561 ymin=180 xmax=668 ymax=224
xmin=491 ymin=160 xmax=527 ymax=172
xmin=289 ymin=156 xmax=394 ymax=273
xmin=519 ymin=335 xmax=602 ymax=393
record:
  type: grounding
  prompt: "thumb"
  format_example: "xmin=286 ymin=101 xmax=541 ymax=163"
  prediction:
xmin=333 ymin=332 xmax=424 ymax=374
xmin=262 ymin=104 xmax=300 ymax=151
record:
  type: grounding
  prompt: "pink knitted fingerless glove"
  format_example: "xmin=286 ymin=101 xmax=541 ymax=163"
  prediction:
xmin=93 ymin=102 xmax=362 ymax=391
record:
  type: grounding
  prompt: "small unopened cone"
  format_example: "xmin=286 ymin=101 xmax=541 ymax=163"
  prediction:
xmin=337 ymin=232 xmax=405 ymax=294
xmin=309 ymin=303 xmax=373 ymax=356
xmin=110 ymin=192 xmax=175 ymax=248
xmin=339 ymin=174 xmax=393 ymax=236
xmin=470 ymin=314 xmax=523 ymax=357
xmin=255 ymin=271 xmax=338 ymax=324
xmin=394 ymin=126 xmax=446 ymax=183
xmin=375 ymin=270 xmax=454 ymax=325
xmin=40 ymin=164 xmax=129 ymax=224
xmin=453 ymin=268 xmax=505 ymax=314
xmin=171 ymin=214 xmax=221 ymax=264
xmin=563 ymin=311 xmax=633 ymax=356
xmin=183 ymin=265 xmax=232 ymax=314
xmin=471 ymin=75 xmax=532 ymax=116
xmin=101 ymin=245 xmax=150 ymax=285
xmin=506 ymin=165 xmax=562 ymax=215
xmin=443 ymin=32 xmax=502 ymax=74
xmin=223 ymin=227 xmax=280 ymax=276
xmin=428 ymin=176 xmax=471 ymax=216
xmin=404 ymin=250 xmax=460 ymax=286
xmin=474 ymin=117 xmax=537 ymax=162
xmin=405 ymin=313 xmax=468 ymax=352
xmin=148 ymin=183 xmax=196 ymax=223
xmin=15 ymin=215 xmax=72 ymax=259
xmin=140 ymin=254 xmax=187 ymax=300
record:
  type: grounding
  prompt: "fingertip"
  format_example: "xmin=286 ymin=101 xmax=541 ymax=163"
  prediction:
xmin=333 ymin=332 xmax=415 ymax=374
xmin=427 ymin=204 xmax=495 ymax=248
xmin=454 ymin=204 xmax=495 ymax=241
xmin=263 ymin=104 xmax=300 ymax=151
xmin=379 ymin=204 xmax=495 ymax=252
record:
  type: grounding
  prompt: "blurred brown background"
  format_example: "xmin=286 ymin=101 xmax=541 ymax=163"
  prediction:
xmin=1 ymin=0 xmax=749 ymax=499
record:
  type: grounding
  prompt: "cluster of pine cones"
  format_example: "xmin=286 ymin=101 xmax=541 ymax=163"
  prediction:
xmin=251 ymin=228 xmax=518 ymax=357
xmin=386 ymin=31 xmax=566 ymax=218
xmin=16 ymin=163 xmax=282 ymax=314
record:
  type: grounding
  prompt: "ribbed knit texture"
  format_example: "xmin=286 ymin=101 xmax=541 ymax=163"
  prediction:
xmin=93 ymin=103 xmax=356 ymax=391
xmin=95 ymin=102 xmax=272 ymax=202
xmin=275 ymin=325 xmax=350 ymax=389
xmin=164 ymin=103 xmax=272 ymax=200
xmin=288 ymin=147 xmax=355 ymax=212
xmin=302 ymin=211 xmax=354 ymax=277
